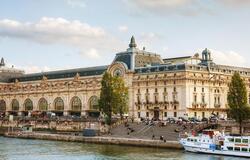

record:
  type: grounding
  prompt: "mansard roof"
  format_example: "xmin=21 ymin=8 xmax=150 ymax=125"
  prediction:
xmin=163 ymin=56 xmax=192 ymax=64
xmin=135 ymin=63 xmax=186 ymax=74
xmin=8 ymin=65 xmax=108 ymax=82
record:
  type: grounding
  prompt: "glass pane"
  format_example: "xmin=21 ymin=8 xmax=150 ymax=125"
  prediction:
xmin=0 ymin=100 xmax=6 ymax=111
xmin=235 ymin=139 xmax=241 ymax=143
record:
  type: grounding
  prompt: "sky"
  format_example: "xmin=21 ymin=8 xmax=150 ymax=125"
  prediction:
xmin=0 ymin=0 xmax=250 ymax=73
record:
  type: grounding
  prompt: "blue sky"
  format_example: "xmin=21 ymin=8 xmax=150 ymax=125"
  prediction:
xmin=0 ymin=0 xmax=250 ymax=73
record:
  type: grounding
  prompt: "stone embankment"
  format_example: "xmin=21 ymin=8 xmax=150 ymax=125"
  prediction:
xmin=4 ymin=132 xmax=183 ymax=149
xmin=0 ymin=119 xmax=107 ymax=133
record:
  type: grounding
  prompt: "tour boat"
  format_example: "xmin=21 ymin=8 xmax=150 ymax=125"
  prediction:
xmin=180 ymin=130 xmax=250 ymax=158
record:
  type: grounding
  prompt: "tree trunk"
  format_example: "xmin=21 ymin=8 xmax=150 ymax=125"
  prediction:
xmin=120 ymin=110 xmax=123 ymax=120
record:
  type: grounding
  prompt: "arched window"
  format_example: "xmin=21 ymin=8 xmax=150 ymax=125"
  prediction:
xmin=38 ymin=98 xmax=48 ymax=111
xmin=0 ymin=100 xmax=6 ymax=111
xmin=89 ymin=96 xmax=99 ymax=110
xmin=12 ymin=99 xmax=19 ymax=111
xmin=24 ymin=99 xmax=33 ymax=111
xmin=71 ymin=96 xmax=81 ymax=111
xmin=54 ymin=97 xmax=64 ymax=111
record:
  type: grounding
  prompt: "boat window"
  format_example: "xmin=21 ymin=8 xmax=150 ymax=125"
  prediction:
xmin=187 ymin=138 xmax=190 ymax=142
xmin=241 ymin=148 xmax=248 ymax=152
xmin=228 ymin=138 xmax=234 ymax=142
xmin=227 ymin=147 xmax=233 ymax=151
xmin=235 ymin=138 xmax=241 ymax=143
xmin=203 ymin=140 xmax=205 ymax=142
xmin=242 ymin=139 xmax=248 ymax=143
xmin=194 ymin=139 xmax=197 ymax=142
xmin=234 ymin=147 xmax=240 ymax=151
xmin=191 ymin=139 xmax=194 ymax=142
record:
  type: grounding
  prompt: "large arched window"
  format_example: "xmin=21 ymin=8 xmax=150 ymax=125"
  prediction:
xmin=0 ymin=100 xmax=6 ymax=111
xmin=12 ymin=99 xmax=19 ymax=111
xmin=38 ymin=98 xmax=48 ymax=111
xmin=54 ymin=97 xmax=64 ymax=111
xmin=89 ymin=96 xmax=99 ymax=110
xmin=24 ymin=98 xmax=33 ymax=111
xmin=71 ymin=96 xmax=82 ymax=111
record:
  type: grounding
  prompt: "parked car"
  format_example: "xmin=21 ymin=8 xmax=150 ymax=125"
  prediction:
xmin=176 ymin=117 xmax=189 ymax=125
xmin=201 ymin=117 xmax=208 ymax=122
xmin=178 ymin=117 xmax=189 ymax=123
xmin=166 ymin=117 xmax=176 ymax=123
xmin=219 ymin=117 xmax=226 ymax=121
xmin=189 ymin=117 xmax=201 ymax=124
xmin=209 ymin=116 xmax=218 ymax=123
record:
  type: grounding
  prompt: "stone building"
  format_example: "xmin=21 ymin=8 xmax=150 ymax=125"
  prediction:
xmin=1 ymin=36 xmax=250 ymax=121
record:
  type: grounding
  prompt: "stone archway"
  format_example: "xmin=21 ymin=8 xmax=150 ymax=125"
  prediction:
xmin=88 ymin=96 xmax=99 ymax=110
xmin=10 ymin=99 xmax=19 ymax=116
xmin=11 ymin=99 xmax=19 ymax=111
xmin=38 ymin=98 xmax=48 ymax=111
xmin=0 ymin=100 xmax=6 ymax=112
xmin=54 ymin=97 xmax=64 ymax=116
xmin=54 ymin=97 xmax=64 ymax=111
xmin=87 ymin=96 xmax=100 ymax=118
xmin=24 ymin=98 xmax=33 ymax=111
xmin=70 ymin=96 xmax=82 ymax=116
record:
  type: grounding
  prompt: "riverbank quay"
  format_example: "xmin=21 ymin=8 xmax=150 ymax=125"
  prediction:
xmin=4 ymin=132 xmax=183 ymax=149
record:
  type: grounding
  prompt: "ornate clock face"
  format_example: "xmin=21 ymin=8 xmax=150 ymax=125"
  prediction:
xmin=114 ymin=68 xmax=123 ymax=77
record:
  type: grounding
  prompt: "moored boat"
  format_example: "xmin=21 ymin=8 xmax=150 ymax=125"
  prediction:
xmin=180 ymin=130 xmax=250 ymax=158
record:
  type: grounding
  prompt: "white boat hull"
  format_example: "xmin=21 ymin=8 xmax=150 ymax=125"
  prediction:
xmin=183 ymin=145 xmax=250 ymax=158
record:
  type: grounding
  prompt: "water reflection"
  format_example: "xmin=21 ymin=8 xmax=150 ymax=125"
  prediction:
xmin=0 ymin=137 xmax=248 ymax=160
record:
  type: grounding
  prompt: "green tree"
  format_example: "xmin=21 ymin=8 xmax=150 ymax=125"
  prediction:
xmin=99 ymin=72 xmax=113 ymax=125
xmin=112 ymin=76 xmax=129 ymax=120
xmin=99 ymin=72 xmax=129 ymax=125
xmin=227 ymin=72 xmax=250 ymax=135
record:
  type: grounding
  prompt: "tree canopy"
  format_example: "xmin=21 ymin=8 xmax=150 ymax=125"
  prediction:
xmin=112 ymin=76 xmax=129 ymax=119
xmin=227 ymin=72 xmax=250 ymax=135
xmin=99 ymin=72 xmax=128 ymax=125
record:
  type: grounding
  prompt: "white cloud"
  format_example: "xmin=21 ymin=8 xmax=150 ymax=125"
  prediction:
xmin=20 ymin=65 xmax=52 ymax=74
xmin=162 ymin=46 xmax=169 ymax=52
xmin=139 ymin=32 xmax=160 ymax=40
xmin=136 ymin=32 xmax=162 ymax=50
xmin=80 ymin=48 xmax=101 ymax=59
xmin=212 ymin=50 xmax=246 ymax=67
xmin=66 ymin=0 xmax=86 ymax=8
xmin=124 ymin=0 xmax=250 ymax=16
xmin=118 ymin=25 xmax=128 ymax=32
xmin=131 ymin=0 xmax=194 ymax=8
xmin=0 ymin=17 xmax=125 ymax=59
xmin=0 ymin=17 xmax=106 ymax=43
xmin=124 ymin=0 xmax=212 ymax=16
xmin=218 ymin=0 xmax=250 ymax=7
xmin=6 ymin=62 xmax=52 ymax=73
xmin=198 ymin=49 xmax=247 ymax=67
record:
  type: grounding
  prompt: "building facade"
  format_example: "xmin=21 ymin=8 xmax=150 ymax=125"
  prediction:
xmin=1 ymin=36 xmax=250 ymax=121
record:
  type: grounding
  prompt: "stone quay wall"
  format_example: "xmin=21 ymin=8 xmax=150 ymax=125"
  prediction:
xmin=0 ymin=120 xmax=107 ymax=133
xmin=218 ymin=120 xmax=250 ymax=135
xmin=4 ymin=132 xmax=183 ymax=149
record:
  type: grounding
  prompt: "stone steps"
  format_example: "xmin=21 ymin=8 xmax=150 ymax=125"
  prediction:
xmin=110 ymin=122 xmax=182 ymax=141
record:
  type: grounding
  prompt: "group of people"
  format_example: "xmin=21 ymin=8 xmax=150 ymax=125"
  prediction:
xmin=124 ymin=121 xmax=135 ymax=135
xmin=152 ymin=134 xmax=166 ymax=142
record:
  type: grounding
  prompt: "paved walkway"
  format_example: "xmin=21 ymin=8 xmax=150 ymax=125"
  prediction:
xmin=107 ymin=122 xmax=191 ymax=141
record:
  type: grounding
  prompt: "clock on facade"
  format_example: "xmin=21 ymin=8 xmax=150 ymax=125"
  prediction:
xmin=114 ymin=68 xmax=123 ymax=77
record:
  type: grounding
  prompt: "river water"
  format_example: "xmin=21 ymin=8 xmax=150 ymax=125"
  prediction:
xmin=0 ymin=137 xmax=248 ymax=160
